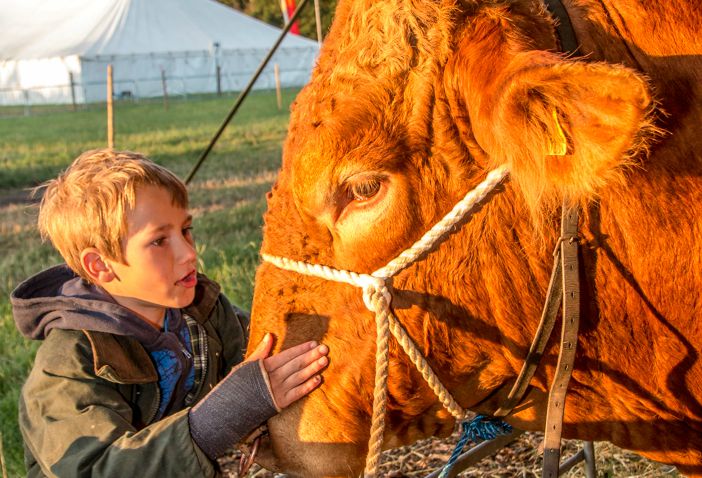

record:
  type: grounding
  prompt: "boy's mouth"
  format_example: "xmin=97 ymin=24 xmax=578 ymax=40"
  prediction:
xmin=177 ymin=270 xmax=197 ymax=288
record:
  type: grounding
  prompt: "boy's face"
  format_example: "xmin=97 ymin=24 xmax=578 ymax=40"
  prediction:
xmin=101 ymin=184 xmax=197 ymax=326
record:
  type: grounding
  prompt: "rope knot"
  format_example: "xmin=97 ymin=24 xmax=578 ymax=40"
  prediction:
xmin=358 ymin=275 xmax=391 ymax=311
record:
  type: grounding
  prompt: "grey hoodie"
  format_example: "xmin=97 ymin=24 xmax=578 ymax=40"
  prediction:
xmin=14 ymin=264 xmax=187 ymax=351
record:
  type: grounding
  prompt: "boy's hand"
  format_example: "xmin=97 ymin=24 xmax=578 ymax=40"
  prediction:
xmin=248 ymin=333 xmax=329 ymax=409
xmin=189 ymin=332 xmax=327 ymax=459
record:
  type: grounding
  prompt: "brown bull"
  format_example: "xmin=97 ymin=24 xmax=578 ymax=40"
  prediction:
xmin=248 ymin=0 xmax=702 ymax=476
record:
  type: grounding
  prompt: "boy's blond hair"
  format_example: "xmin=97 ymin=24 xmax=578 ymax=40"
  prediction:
xmin=38 ymin=149 xmax=188 ymax=280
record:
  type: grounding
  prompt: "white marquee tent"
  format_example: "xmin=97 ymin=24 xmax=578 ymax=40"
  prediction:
xmin=0 ymin=0 xmax=319 ymax=105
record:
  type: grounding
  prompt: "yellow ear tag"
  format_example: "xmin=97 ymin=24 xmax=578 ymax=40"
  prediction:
xmin=548 ymin=109 xmax=568 ymax=156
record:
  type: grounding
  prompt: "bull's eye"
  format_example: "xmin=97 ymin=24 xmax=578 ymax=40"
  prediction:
xmin=335 ymin=173 xmax=390 ymax=225
xmin=348 ymin=178 xmax=381 ymax=202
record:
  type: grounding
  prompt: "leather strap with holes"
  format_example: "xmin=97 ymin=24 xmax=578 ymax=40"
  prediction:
xmin=542 ymin=205 xmax=580 ymax=478
xmin=494 ymin=249 xmax=563 ymax=418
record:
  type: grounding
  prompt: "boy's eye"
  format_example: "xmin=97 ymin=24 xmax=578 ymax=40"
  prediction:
xmin=183 ymin=226 xmax=194 ymax=238
xmin=151 ymin=237 xmax=166 ymax=247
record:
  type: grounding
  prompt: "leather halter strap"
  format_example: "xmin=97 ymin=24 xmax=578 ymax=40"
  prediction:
xmin=542 ymin=205 xmax=581 ymax=477
xmin=544 ymin=0 xmax=579 ymax=53
xmin=490 ymin=203 xmax=580 ymax=478
xmin=540 ymin=3 xmax=582 ymax=475
xmin=492 ymin=207 xmax=569 ymax=418
xmin=492 ymin=1 xmax=582 ymax=476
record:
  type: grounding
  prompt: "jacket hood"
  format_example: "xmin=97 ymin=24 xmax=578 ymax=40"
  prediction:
xmin=11 ymin=264 xmax=182 ymax=351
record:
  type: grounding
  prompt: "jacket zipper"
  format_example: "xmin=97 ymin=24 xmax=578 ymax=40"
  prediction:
xmin=145 ymin=385 xmax=161 ymax=425
xmin=201 ymin=329 xmax=209 ymax=384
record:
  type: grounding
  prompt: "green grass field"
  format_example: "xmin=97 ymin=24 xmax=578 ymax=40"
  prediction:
xmin=0 ymin=90 xmax=297 ymax=476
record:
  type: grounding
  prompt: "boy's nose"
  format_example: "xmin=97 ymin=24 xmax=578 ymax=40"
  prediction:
xmin=177 ymin=237 xmax=197 ymax=263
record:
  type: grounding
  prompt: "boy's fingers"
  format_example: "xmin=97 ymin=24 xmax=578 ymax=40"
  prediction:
xmin=247 ymin=333 xmax=273 ymax=361
xmin=277 ymin=355 xmax=328 ymax=388
xmin=265 ymin=341 xmax=327 ymax=372
xmin=269 ymin=346 xmax=327 ymax=377
xmin=278 ymin=374 xmax=323 ymax=409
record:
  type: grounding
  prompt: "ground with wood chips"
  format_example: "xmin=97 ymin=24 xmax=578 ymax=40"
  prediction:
xmin=221 ymin=429 xmax=680 ymax=477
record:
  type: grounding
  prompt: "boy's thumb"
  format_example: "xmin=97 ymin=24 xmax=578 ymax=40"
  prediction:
xmin=247 ymin=333 xmax=273 ymax=361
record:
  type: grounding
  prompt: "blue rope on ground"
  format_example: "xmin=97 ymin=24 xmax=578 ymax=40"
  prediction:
xmin=438 ymin=415 xmax=513 ymax=478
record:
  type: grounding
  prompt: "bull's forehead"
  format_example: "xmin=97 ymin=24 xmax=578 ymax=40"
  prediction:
xmin=283 ymin=0 xmax=458 ymax=192
xmin=327 ymin=0 xmax=454 ymax=67
xmin=300 ymin=0 xmax=454 ymax=96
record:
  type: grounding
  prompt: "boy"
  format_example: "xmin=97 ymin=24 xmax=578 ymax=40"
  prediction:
xmin=11 ymin=149 xmax=328 ymax=477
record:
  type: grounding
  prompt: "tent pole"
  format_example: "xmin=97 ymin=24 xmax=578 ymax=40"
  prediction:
xmin=184 ymin=0 xmax=311 ymax=185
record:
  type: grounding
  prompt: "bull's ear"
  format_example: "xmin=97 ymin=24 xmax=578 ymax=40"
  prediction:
xmin=482 ymin=56 xmax=653 ymax=209
xmin=448 ymin=36 xmax=655 ymax=213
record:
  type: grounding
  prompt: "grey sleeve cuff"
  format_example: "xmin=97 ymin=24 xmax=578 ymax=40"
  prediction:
xmin=188 ymin=360 xmax=278 ymax=460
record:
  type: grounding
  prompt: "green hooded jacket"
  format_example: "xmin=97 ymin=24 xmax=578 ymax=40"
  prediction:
xmin=12 ymin=265 xmax=249 ymax=477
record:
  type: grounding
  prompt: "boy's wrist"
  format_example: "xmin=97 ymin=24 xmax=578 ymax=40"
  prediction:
xmin=257 ymin=359 xmax=282 ymax=412
xmin=188 ymin=360 xmax=278 ymax=460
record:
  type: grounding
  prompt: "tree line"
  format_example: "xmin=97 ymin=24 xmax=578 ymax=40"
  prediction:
xmin=218 ymin=0 xmax=338 ymax=41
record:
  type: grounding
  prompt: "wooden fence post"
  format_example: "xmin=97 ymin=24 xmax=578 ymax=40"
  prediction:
xmin=69 ymin=72 xmax=77 ymax=111
xmin=0 ymin=432 xmax=8 ymax=478
xmin=23 ymin=90 xmax=30 ymax=117
xmin=314 ymin=0 xmax=323 ymax=46
xmin=161 ymin=68 xmax=169 ymax=110
xmin=107 ymin=64 xmax=114 ymax=149
xmin=216 ymin=65 xmax=222 ymax=96
xmin=274 ymin=63 xmax=282 ymax=111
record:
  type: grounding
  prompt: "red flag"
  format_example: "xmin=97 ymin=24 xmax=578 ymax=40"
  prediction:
xmin=285 ymin=0 xmax=300 ymax=35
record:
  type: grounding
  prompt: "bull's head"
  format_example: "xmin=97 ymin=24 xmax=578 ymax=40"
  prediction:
xmin=249 ymin=0 xmax=652 ymax=476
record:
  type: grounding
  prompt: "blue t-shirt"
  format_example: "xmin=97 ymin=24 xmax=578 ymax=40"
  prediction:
xmin=148 ymin=310 xmax=195 ymax=419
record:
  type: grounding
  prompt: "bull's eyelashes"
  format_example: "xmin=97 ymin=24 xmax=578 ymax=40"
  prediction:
xmin=335 ymin=172 xmax=389 ymax=223
xmin=347 ymin=177 xmax=382 ymax=202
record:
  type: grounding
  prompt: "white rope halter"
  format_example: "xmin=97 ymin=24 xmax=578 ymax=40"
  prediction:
xmin=261 ymin=165 xmax=509 ymax=477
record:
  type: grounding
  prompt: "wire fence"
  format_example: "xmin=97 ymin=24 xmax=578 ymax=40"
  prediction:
xmin=0 ymin=64 xmax=312 ymax=118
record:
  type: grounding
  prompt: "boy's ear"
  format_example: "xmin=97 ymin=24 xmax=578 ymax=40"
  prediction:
xmin=80 ymin=248 xmax=116 ymax=283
